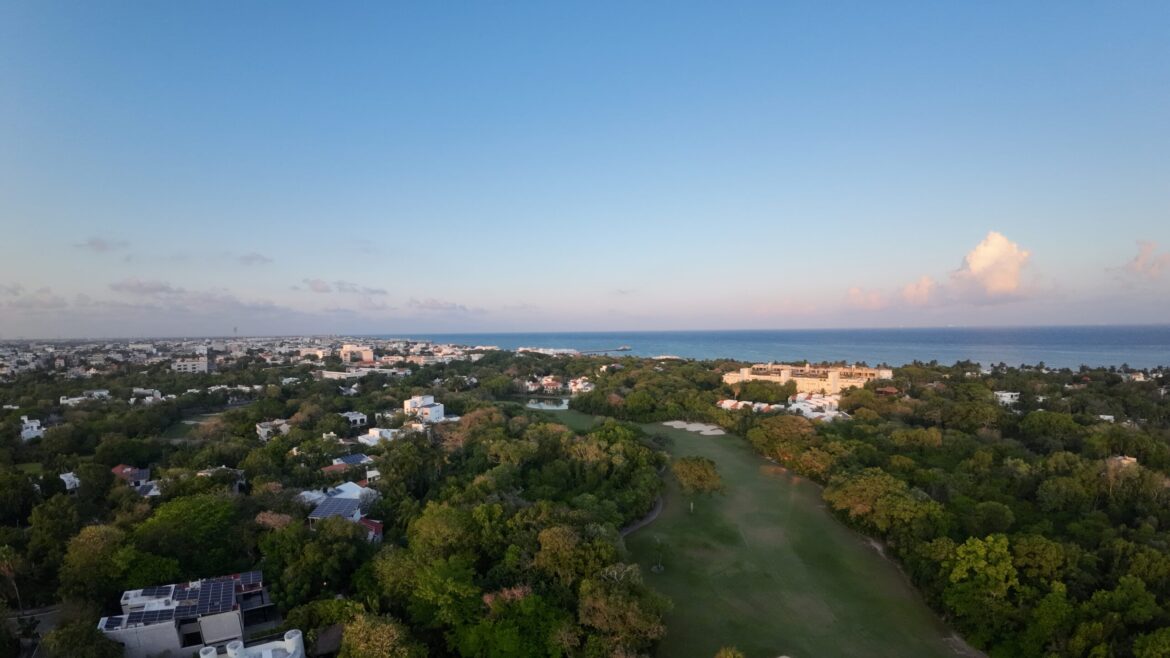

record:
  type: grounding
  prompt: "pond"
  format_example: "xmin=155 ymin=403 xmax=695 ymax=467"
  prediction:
xmin=525 ymin=398 xmax=569 ymax=411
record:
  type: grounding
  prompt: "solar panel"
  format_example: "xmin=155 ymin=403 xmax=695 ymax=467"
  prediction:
xmin=104 ymin=617 xmax=123 ymax=630
xmin=310 ymin=496 xmax=361 ymax=519
xmin=238 ymin=570 xmax=263 ymax=586
xmin=127 ymin=611 xmax=144 ymax=625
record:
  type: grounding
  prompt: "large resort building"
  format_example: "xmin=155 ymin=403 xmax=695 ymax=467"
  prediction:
xmin=723 ymin=362 xmax=894 ymax=395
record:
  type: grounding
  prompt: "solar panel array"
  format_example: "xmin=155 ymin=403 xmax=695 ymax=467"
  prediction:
xmin=173 ymin=586 xmax=199 ymax=601
xmin=238 ymin=570 xmax=263 ymax=587
xmin=103 ymin=616 xmax=123 ymax=630
xmin=139 ymin=585 xmax=172 ymax=597
xmin=310 ymin=496 xmax=361 ymax=519
xmin=125 ymin=609 xmax=175 ymax=626
xmin=194 ymin=579 xmax=236 ymax=615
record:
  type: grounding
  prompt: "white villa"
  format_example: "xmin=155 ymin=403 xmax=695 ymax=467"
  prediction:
xmin=20 ymin=415 xmax=44 ymax=441
xmin=359 ymin=427 xmax=400 ymax=447
xmin=404 ymin=395 xmax=445 ymax=423
xmin=338 ymin=411 xmax=368 ymax=428
xmin=256 ymin=420 xmax=291 ymax=442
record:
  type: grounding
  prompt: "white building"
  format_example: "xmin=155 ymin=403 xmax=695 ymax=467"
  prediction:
xmin=199 ymin=630 xmax=305 ymax=658
xmin=994 ymin=391 xmax=1021 ymax=406
xmin=404 ymin=395 xmax=444 ymax=423
xmin=569 ymin=377 xmax=595 ymax=395
xmin=340 ymin=344 xmax=375 ymax=363
xmin=60 ymin=471 xmax=80 ymax=492
xmin=98 ymin=571 xmax=276 ymax=658
xmin=20 ymin=416 xmax=44 ymax=441
xmin=256 ymin=420 xmax=291 ymax=442
xmin=359 ymin=427 xmax=400 ymax=447
xmin=171 ymin=356 xmax=210 ymax=374
xmin=338 ymin=411 xmax=368 ymax=428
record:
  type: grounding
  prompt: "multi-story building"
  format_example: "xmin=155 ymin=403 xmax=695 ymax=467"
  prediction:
xmin=722 ymin=362 xmax=894 ymax=395
xmin=171 ymin=356 xmax=210 ymax=374
xmin=340 ymin=344 xmax=375 ymax=363
xmin=98 ymin=571 xmax=278 ymax=658
xmin=404 ymin=395 xmax=444 ymax=423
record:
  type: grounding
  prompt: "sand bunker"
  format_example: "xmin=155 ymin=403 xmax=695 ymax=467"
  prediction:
xmin=662 ymin=421 xmax=725 ymax=436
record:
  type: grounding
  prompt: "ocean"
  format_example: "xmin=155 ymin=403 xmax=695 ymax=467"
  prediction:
xmin=372 ymin=326 xmax=1170 ymax=369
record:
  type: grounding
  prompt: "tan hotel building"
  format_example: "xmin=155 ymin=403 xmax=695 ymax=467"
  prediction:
xmin=723 ymin=363 xmax=894 ymax=395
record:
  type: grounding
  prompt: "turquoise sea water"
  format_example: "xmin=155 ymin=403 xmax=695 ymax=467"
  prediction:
xmin=372 ymin=326 xmax=1170 ymax=369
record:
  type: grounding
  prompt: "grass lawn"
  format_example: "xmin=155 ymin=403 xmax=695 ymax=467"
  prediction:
xmin=542 ymin=408 xmax=604 ymax=433
xmin=15 ymin=462 xmax=43 ymax=476
xmin=625 ymin=422 xmax=971 ymax=658
xmin=160 ymin=412 xmax=223 ymax=439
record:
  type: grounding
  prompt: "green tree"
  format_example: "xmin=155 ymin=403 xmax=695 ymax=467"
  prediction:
xmin=671 ymin=456 xmax=722 ymax=512
xmin=0 ymin=545 xmax=23 ymax=611
xmin=26 ymin=494 xmax=81 ymax=584
xmin=133 ymin=493 xmax=242 ymax=577
xmin=41 ymin=620 xmax=123 ymax=658
xmin=59 ymin=525 xmax=127 ymax=606
xmin=1134 ymin=628 xmax=1170 ymax=658
xmin=577 ymin=564 xmax=668 ymax=656
xmin=339 ymin=614 xmax=426 ymax=658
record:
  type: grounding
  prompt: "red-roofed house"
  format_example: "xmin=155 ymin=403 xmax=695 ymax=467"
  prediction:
xmin=111 ymin=464 xmax=151 ymax=487
xmin=357 ymin=518 xmax=383 ymax=543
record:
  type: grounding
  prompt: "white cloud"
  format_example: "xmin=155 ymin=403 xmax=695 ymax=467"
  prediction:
xmin=1120 ymin=241 xmax=1170 ymax=280
xmin=900 ymin=275 xmax=937 ymax=306
xmin=408 ymin=297 xmax=485 ymax=314
xmin=238 ymin=252 xmax=273 ymax=266
xmin=846 ymin=287 xmax=887 ymax=310
xmin=110 ymin=278 xmax=185 ymax=296
xmin=334 ymin=280 xmax=388 ymax=295
xmin=75 ymin=237 xmax=129 ymax=253
xmin=950 ymin=230 xmax=1031 ymax=299
xmin=302 ymin=279 xmax=333 ymax=293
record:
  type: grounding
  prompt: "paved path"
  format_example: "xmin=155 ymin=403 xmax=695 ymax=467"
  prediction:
xmin=621 ymin=495 xmax=663 ymax=537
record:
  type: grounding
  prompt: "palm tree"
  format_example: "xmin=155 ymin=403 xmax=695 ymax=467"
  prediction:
xmin=0 ymin=545 xmax=22 ymax=612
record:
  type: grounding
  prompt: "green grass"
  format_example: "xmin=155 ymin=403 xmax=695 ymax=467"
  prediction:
xmin=15 ymin=462 xmax=43 ymax=476
xmin=542 ymin=408 xmax=604 ymax=433
xmin=625 ymin=422 xmax=969 ymax=658
xmin=160 ymin=412 xmax=223 ymax=439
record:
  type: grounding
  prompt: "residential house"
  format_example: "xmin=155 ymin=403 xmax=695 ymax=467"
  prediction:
xmin=60 ymin=471 xmax=80 ymax=493
xmin=97 ymin=571 xmax=278 ymax=658
xmin=255 ymin=420 xmax=291 ymax=442
xmin=20 ymin=415 xmax=44 ymax=441
xmin=359 ymin=427 xmax=400 ymax=447
xmin=994 ymin=391 xmax=1021 ymax=406
xmin=404 ymin=395 xmax=444 ymax=423
xmin=569 ymin=377 xmax=595 ymax=394
xmin=338 ymin=411 xmax=367 ymax=428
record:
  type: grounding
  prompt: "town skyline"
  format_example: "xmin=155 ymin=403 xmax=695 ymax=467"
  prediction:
xmin=3 ymin=3 xmax=1168 ymax=337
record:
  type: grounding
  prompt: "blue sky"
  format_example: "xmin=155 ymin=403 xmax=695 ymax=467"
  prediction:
xmin=1 ymin=2 xmax=1168 ymax=337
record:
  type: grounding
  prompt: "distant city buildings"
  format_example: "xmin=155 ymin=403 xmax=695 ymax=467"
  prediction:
xmin=723 ymin=362 xmax=894 ymax=395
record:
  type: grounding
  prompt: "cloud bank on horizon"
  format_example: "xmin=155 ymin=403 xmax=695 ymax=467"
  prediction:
xmin=1 ymin=230 xmax=1167 ymax=338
